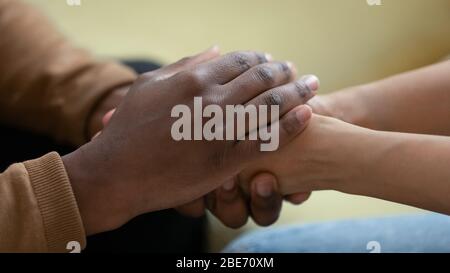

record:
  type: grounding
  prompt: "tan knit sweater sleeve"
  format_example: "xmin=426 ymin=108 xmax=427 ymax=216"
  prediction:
xmin=0 ymin=152 xmax=86 ymax=252
xmin=0 ymin=0 xmax=139 ymax=252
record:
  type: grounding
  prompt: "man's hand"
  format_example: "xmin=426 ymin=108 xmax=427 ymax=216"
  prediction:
xmin=103 ymin=110 xmax=312 ymax=228
xmin=239 ymin=114 xmax=366 ymax=196
xmin=87 ymin=47 xmax=222 ymax=140
xmin=62 ymin=49 xmax=314 ymax=235
xmin=96 ymin=49 xmax=319 ymax=229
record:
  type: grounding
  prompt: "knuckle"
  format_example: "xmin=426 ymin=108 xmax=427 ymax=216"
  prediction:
xmin=178 ymin=70 xmax=205 ymax=91
xmin=231 ymin=52 xmax=252 ymax=70
xmin=254 ymin=65 xmax=275 ymax=84
xmin=294 ymin=80 xmax=312 ymax=99
xmin=256 ymin=52 xmax=269 ymax=64
xmin=278 ymin=62 xmax=290 ymax=73
xmin=262 ymin=91 xmax=284 ymax=107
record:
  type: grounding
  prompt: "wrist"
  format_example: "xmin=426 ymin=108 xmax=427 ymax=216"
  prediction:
xmin=323 ymin=83 xmax=377 ymax=128
xmin=330 ymin=127 xmax=387 ymax=195
xmin=308 ymin=118 xmax=369 ymax=192
xmin=61 ymin=143 xmax=132 ymax=235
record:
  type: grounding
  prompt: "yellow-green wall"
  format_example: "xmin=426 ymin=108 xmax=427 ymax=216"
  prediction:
xmin=25 ymin=0 xmax=450 ymax=251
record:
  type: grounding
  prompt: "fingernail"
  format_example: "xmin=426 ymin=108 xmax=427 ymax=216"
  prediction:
xmin=303 ymin=75 xmax=320 ymax=92
xmin=222 ymin=180 xmax=235 ymax=191
xmin=256 ymin=180 xmax=273 ymax=198
xmin=295 ymin=105 xmax=312 ymax=124
xmin=265 ymin=53 xmax=273 ymax=62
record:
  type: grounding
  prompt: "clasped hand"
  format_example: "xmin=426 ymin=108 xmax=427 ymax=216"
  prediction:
xmin=63 ymin=47 xmax=320 ymax=234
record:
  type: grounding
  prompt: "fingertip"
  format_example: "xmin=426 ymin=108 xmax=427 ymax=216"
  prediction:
xmin=286 ymin=192 xmax=311 ymax=205
xmin=295 ymin=104 xmax=312 ymax=125
xmin=248 ymin=174 xmax=283 ymax=227
xmin=301 ymin=74 xmax=320 ymax=92
xmin=252 ymin=173 xmax=277 ymax=198
xmin=208 ymin=188 xmax=250 ymax=229
xmin=176 ymin=199 xmax=206 ymax=218
xmin=102 ymin=109 xmax=116 ymax=126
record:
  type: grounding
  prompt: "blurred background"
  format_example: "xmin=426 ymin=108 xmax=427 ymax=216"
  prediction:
xmin=26 ymin=0 xmax=450 ymax=252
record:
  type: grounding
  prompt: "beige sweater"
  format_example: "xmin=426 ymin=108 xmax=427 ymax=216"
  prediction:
xmin=0 ymin=0 xmax=137 ymax=252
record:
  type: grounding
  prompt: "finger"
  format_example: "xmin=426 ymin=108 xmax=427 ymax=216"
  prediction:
xmin=246 ymin=74 xmax=319 ymax=119
xmin=206 ymin=179 xmax=249 ymax=229
xmin=102 ymin=109 xmax=116 ymax=126
xmin=285 ymin=192 xmax=312 ymax=205
xmin=92 ymin=108 xmax=116 ymax=140
xmin=194 ymin=51 xmax=271 ymax=84
xmin=232 ymin=104 xmax=312 ymax=162
xmin=176 ymin=198 xmax=206 ymax=218
xmin=249 ymin=173 xmax=283 ymax=226
xmin=91 ymin=131 xmax=101 ymax=140
xmin=221 ymin=61 xmax=296 ymax=105
xmin=241 ymin=75 xmax=319 ymax=134
xmin=306 ymin=96 xmax=333 ymax=116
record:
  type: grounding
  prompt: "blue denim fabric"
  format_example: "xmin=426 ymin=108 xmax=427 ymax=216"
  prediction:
xmin=223 ymin=214 xmax=450 ymax=253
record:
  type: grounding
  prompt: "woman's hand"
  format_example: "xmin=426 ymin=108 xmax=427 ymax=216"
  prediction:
xmin=241 ymin=113 xmax=450 ymax=216
xmin=240 ymin=114 xmax=372 ymax=195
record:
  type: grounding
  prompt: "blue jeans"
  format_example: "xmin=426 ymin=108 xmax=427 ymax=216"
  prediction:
xmin=223 ymin=214 xmax=450 ymax=253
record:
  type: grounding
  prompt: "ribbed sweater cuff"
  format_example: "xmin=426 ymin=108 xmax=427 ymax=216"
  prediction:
xmin=24 ymin=152 xmax=86 ymax=252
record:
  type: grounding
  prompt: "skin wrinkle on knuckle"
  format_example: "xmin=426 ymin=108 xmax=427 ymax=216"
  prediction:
xmin=294 ymin=80 xmax=312 ymax=99
xmin=254 ymin=65 xmax=275 ymax=84
xmin=279 ymin=62 xmax=291 ymax=79
xmin=179 ymin=70 xmax=206 ymax=92
xmin=205 ymin=90 xmax=226 ymax=106
xmin=279 ymin=62 xmax=289 ymax=72
xmin=256 ymin=52 xmax=268 ymax=64
xmin=262 ymin=91 xmax=283 ymax=107
xmin=233 ymin=52 xmax=252 ymax=70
